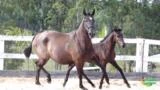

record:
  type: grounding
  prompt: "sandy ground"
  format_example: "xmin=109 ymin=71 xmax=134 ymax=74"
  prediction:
xmin=0 ymin=77 xmax=159 ymax=90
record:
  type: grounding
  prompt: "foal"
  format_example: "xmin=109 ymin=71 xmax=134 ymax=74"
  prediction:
xmin=63 ymin=28 xmax=131 ymax=88
xmin=24 ymin=9 xmax=109 ymax=90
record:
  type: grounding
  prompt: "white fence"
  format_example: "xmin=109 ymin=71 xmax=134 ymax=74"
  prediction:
xmin=0 ymin=35 xmax=160 ymax=72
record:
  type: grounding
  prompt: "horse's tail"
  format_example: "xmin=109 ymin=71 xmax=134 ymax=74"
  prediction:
xmin=24 ymin=44 xmax=32 ymax=58
xmin=24 ymin=35 xmax=36 ymax=58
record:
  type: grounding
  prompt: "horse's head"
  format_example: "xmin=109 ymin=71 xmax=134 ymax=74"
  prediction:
xmin=83 ymin=9 xmax=95 ymax=38
xmin=113 ymin=27 xmax=125 ymax=48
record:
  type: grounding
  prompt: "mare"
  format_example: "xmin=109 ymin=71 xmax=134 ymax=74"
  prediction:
xmin=23 ymin=9 xmax=109 ymax=90
xmin=63 ymin=27 xmax=131 ymax=89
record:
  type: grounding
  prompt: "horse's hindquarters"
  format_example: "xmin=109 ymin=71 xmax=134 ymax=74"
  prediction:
xmin=32 ymin=31 xmax=74 ymax=65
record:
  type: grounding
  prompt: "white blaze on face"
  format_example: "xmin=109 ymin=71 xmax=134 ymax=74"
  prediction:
xmin=89 ymin=17 xmax=93 ymax=20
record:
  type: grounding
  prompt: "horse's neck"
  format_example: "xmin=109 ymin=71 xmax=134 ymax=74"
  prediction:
xmin=75 ymin=21 xmax=92 ymax=50
xmin=102 ymin=33 xmax=116 ymax=51
xmin=77 ymin=21 xmax=90 ymax=41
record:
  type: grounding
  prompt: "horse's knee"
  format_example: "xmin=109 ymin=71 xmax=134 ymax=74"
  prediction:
xmin=35 ymin=60 xmax=46 ymax=66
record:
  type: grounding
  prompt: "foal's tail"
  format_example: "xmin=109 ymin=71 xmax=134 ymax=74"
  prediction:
xmin=24 ymin=36 xmax=35 ymax=58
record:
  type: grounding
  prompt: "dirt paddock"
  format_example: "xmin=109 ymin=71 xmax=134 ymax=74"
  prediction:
xmin=0 ymin=71 xmax=159 ymax=90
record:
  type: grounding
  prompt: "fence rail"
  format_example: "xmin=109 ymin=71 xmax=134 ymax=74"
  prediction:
xmin=0 ymin=35 xmax=160 ymax=72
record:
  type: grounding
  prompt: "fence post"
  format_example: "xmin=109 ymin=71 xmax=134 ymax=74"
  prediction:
xmin=143 ymin=40 xmax=149 ymax=72
xmin=0 ymin=40 xmax=4 ymax=70
xmin=135 ymin=38 xmax=144 ymax=72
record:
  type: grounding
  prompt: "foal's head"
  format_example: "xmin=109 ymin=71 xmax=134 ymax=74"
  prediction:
xmin=82 ymin=9 xmax=95 ymax=38
xmin=113 ymin=28 xmax=125 ymax=48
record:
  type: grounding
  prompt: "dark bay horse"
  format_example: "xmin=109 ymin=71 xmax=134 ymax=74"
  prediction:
xmin=63 ymin=28 xmax=131 ymax=89
xmin=24 ymin=9 xmax=109 ymax=90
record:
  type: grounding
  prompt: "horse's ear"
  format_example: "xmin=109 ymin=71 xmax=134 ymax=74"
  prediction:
xmin=114 ymin=28 xmax=122 ymax=32
xmin=83 ymin=9 xmax=87 ymax=16
xmin=113 ymin=26 xmax=122 ymax=32
xmin=118 ymin=29 xmax=122 ymax=31
xmin=91 ymin=9 xmax=95 ymax=16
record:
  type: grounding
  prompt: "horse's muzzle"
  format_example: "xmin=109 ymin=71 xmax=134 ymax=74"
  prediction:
xmin=88 ymin=32 xmax=95 ymax=38
xmin=88 ymin=28 xmax=95 ymax=38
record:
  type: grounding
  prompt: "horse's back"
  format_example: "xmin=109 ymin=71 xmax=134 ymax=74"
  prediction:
xmin=33 ymin=30 xmax=70 ymax=45
xmin=93 ymin=41 xmax=115 ymax=63
xmin=32 ymin=30 xmax=74 ymax=64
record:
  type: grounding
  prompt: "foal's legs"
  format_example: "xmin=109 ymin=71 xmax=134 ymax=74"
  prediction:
xmin=110 ymin=61 xmax=131 ymax=88
xmin=63 ymin=64 xmax=75 ymax=86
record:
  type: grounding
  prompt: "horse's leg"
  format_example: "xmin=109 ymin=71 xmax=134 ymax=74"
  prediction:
xmin=82 ymin=71 xmax=95 ymax=87
xmin=110 ymin=61 xmax=131 ymax=88
xmin=99 ymin=64 xmax=106 ymax=89
xmin=76 ymin=63 xmax=88 ymax=90
xmin=41 ymin=67 xmax=51 ymax=83
xmin=64 ymin=64 xmax=95 ymax=87
xmin=35 ymin=60 xmax=43 ymax=85
xmin=63 ymin=64 xmax=75 ymax=87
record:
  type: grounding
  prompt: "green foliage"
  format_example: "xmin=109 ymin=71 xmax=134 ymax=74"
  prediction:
xmin=1 ymin=0 xmax=160 ymax=38
xmin=97 ymin=24 xmax=107 ymax=37
xmin=1 ymin=26 xmax=32 ymax=35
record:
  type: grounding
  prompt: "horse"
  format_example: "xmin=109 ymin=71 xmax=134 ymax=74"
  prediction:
xmin=63 ymin=27 xmax=131 ymax=89
xmin=23 ymin=9 xmax=109 ymax=90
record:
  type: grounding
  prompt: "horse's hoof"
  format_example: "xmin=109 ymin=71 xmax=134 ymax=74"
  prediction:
xmin=35 ymin=82 xmax=41 ymax=85
xmin=107 ymin=81 xmax=110 ymax=85
xmin=63 ymin=83 xmax=66 ymax=87
xmin=81 ymin=87 xmax=88 ymax=90
xmin=47 ymin=78 xmax=51 ymax=83
xmin=91 ymin=83 xmax=95 ymax=88
xmin=99 ymin=85 xmax=102 ymax=89
xmin=127 ymin=84 xmax=131 ymax=88
xmin=92 ymin=84 xmax=95 ymax=88
xmin=80 ymin=86 xmax=88 ymax=90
